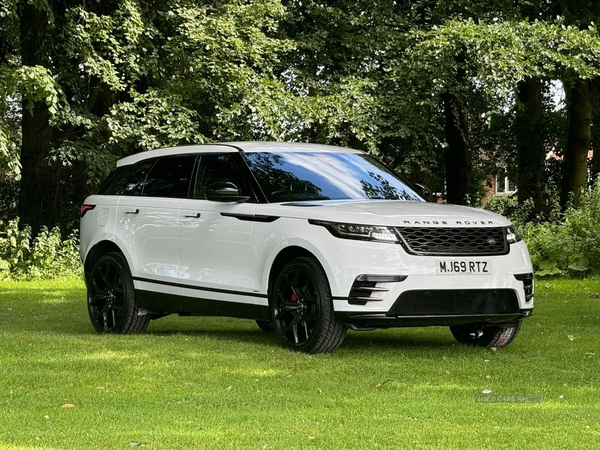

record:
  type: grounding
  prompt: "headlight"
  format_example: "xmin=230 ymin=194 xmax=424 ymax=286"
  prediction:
xmin=505 ymin=225 xmax=523 ymax=244
xmin=309 ymin=220 xmax=399 ymax=243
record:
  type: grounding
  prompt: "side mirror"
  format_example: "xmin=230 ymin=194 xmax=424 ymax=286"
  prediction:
xmin=413 ymin=183 xmax=431 ymax=201
xmin=206 ymin=181 xmax=250 ymax=203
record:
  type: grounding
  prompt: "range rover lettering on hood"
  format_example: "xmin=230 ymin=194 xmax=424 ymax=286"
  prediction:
xmin=401 ymin=220 xmax=497 ymax=226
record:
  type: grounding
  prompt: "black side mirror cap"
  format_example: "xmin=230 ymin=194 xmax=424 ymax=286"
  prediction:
xmin=413 ymin=183 xmax=431 ymax=201
xmin=206 ymin=181 xmax=250 ymax=203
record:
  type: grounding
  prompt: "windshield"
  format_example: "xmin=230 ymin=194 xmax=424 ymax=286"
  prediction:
xmin=244 ymin=152 xmax=424 ymax=203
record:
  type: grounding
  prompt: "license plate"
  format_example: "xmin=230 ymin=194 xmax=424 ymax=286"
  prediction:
xmin=436 ymin=259 xmax=491 ymax=274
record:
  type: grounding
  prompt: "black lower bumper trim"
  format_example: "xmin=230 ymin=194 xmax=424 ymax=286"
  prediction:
xmin=336 ymin=310 xmax=533 ymax=329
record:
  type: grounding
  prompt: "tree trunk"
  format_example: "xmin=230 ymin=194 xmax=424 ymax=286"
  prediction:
xmin=18 ymin=1 xmax=55 ymax=232
xmin=442 ymin=90 xmax=470 ymax=205
xmin=560 ymin=78 xmax=593 ymax=209
xmin=591 ymin=80 xmax=600 ymax=183
xmin=515 ymin=77 xmax=549 ymax=218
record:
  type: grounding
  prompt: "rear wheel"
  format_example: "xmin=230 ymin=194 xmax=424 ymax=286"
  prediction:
xmin=450 ymin=322 xmax=522 ymax=348
xmin=271 ymin=257 xmax=346 ymax=353
xmin=87 ymin=252 xmax=150 ymax=334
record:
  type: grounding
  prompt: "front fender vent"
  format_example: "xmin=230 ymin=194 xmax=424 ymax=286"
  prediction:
xmin=514 ymin=273 xmax=534 ymax=302
xmin=348 ymin=275 xmax=407 ymax=305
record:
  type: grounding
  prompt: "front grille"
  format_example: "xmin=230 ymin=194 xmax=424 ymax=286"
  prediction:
xmin=396 ymin=227 xmax=508 ymax=256
xmin=387 ymin=289 xmax=520 ymax=316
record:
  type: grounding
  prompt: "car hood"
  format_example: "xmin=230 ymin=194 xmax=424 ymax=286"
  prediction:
xmin=260 ymin=200 xmax=511 ymax=227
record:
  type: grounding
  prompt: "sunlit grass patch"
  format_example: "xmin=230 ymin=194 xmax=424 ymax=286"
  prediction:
xmin=1 ymin=277 xmax=600 ymax=448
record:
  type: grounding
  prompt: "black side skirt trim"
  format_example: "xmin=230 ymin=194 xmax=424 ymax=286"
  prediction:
xmin=136 ymin=290 xmax=271 ymax=321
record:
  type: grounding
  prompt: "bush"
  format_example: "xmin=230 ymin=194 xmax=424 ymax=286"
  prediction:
xmin=0 ymin=218 xmax=81 ymax=280
xmin=485 ymin=194 xmax=534 ymax=226
xmin=486 ymin=179 xmax=600 ymax=277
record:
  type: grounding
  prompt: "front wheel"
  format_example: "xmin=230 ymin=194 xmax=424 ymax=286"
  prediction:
xmin=256 ymin=320 xmax=275 ymax=332
xmin=271 ymin=257 xmax=347 ymax=353
xmin=450 ymin=322 xmax=522 ymax=348
xmin=87 ymin=252 xmax=150 ymax=334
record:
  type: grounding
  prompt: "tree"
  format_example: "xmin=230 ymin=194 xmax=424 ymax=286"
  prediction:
xmin=561 ymin=80 xmax=595 ymax=207
xmin=2 ymin=0 xmax=291 ymax=231
xmin=515 ymin=77 xmax=548 ymax=217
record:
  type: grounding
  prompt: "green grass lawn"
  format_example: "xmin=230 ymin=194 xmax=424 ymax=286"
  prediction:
xmin=1 ymin=277 xmax=599 ymax=449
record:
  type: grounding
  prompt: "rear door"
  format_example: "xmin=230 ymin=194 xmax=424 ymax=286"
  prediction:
xmin=115 ymin=155 xmax=196 ymax=309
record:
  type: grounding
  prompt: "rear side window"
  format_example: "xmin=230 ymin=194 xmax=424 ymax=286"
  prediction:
xmin=97 ymin=159 xmax=156 ymax=195
xmin=142 ymin=155 xmax=197 ymax=198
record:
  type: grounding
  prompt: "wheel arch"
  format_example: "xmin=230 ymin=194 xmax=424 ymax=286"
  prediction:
xmin=267 ymin=246 xmax=324 ymax=300
xmin=84 ymin=240 xmax=126 ymax=281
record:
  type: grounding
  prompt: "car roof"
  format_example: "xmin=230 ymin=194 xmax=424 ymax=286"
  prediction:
xmin=116 ymin=142 xmax=364 ymax=167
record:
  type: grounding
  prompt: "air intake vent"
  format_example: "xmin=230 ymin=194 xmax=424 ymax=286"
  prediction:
xmin=396 ymin=227 xmax=508 ymax=256
xmin=387 ymin=289 xmax=520 ymax=316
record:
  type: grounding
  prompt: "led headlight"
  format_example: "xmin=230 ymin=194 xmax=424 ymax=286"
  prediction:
xmin=309 ymin=220 xmax=399 ymax=243
xmin=505 ymin=225 xmax=523 ymax=244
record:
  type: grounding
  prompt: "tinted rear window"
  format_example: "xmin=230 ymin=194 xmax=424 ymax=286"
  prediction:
xmin=97 ymin=160 xmax=156 ymax=195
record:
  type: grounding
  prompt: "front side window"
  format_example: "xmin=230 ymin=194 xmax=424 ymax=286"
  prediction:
xmin=194 ymin=153 xmax=252 ymax=200
xmin=244 ymin=152 xmax=423 ymax=203
xmin=141 ymin=155 xmax=197 ymax=198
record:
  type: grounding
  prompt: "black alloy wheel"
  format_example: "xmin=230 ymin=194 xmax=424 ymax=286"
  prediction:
xmin=450 ymin=321 xmax=522 ymax=348
xmin=255 ymin=320 xmax=275 ymax=332
xmin=271 ymin=257 xmax=346 ymax=353
xmin=87 ymin=252 xmax=150 ymax=334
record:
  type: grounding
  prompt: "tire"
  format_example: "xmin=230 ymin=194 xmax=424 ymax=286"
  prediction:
xmin=450 ymin=321 xmax=522 ymax=348
xmin=271 ymin=257 xmax=347 ymax=353
xmin=87 ymin=252 xmax=150 ymax=334
xmin=256 ymin=320 xmax=275 ymax=332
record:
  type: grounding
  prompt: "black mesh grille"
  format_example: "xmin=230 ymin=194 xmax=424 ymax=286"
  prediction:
xmin=387 ymin=289 xmax=520 ymax=316
xmin=396 ymin=227 xmax=508 ymax=256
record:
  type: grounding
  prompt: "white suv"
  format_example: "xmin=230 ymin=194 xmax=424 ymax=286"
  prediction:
xmin=80 ymin=142 xmax=533 ymax=353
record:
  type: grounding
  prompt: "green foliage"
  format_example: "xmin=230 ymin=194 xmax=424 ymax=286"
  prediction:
xmin=106 ymin=89 xmax=205 ymax=152
xmin=490 ymin=179 xmax=600 ymax=277
xmin=485 ymin=194 xmax=536 ymax=225
xmin=0 ymin=219 xmax=81 ymax=280
xmin=4 ymin=0 xmax=600 ymax=229
xmin=4 ymin=65 xmax=65 ymax=117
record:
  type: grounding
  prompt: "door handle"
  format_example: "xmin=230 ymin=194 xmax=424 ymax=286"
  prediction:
xmin=184 ymin=213 xmax=201 ymax=218
xmin=125 ymin=209 xmax=139 ymax=215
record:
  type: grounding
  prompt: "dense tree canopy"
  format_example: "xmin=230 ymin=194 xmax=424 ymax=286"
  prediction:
xmin=2 ymin=0 xmax=600 ymax=230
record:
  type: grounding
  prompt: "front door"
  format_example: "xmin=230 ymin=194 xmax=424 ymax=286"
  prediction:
xmin=179 ymin=152 xmax=266 ymax=317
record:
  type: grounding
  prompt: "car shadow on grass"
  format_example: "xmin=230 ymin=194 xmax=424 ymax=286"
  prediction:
xmin=341 ymin=328 xmax=458 ymax=351
xmin=145 ymin=321 xmax=458 ymax=352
